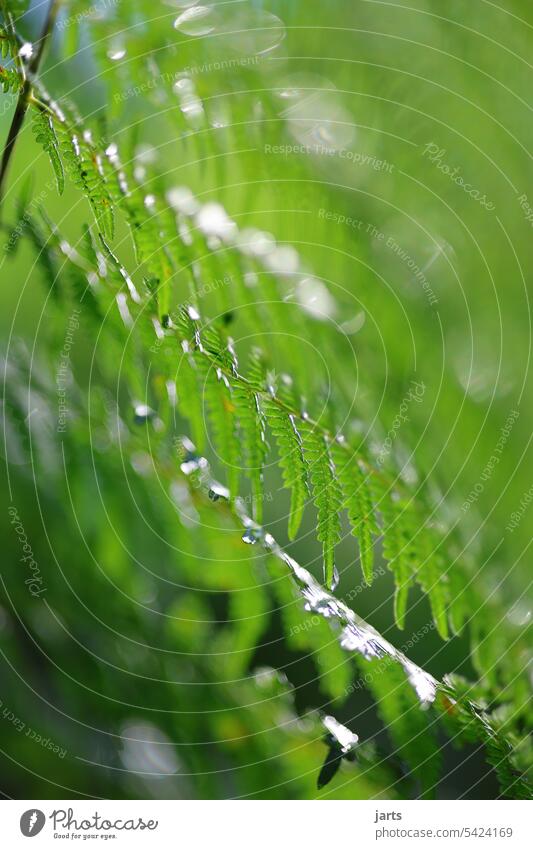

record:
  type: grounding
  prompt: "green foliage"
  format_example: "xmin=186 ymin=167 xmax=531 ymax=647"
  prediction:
xmin=262 ymin=398 xmax=309 ymax=539
xmin=0 ymin=30 xmax=478 ymax=638
xmin=370 ymin=478 xmax=414 ymax=630
xmin=198 ymin=355 xmax=241 ymax=501
xmin=31 ymin=107 xmax=64 ymax=193
xmin=300 ymin=425 xmax=343 ymax=590
xmin=3 ymin=0 xmax=30 ymax=15
xmin=436 ymin=679 xmax=531 ymax=800
xmin=233 ymin=384 xmax=268 ymax=523
xmin=330 ymin=440 xmax=379 ymax=585
xmin=3 ymin=191 xmax=530 ymax=797
xmin=0 ymin=62 xmax=20 ymax=92
xmin=0 ymin=25 xmax=8 ymax=59
xmin=54 ymin=119 xmax=115 ymax=239
xmin=0 ymin=0 xmax=531 ymax=803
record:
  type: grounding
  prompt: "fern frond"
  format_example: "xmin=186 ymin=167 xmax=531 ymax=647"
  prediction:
xmin=183 ymin=315 xmax=259 ymax=505
xmin=330 ymin=439 xmax=379 ymax=585
xmin=416 ymin=526 xmax=450 ymax=641
xmin=31 ymin=107 xmax=64 ymax=194
xmin=0 ymin=61 xmax=21 ymax=92
xmin=6 ymin=80 xmax=513 ymax=641
xmin=99 ymin=236 xmax=142 ymax=304
xmin=2 ymin=1 xmax=31 ymax=19
xmin=262 ymin=399 xmax=309 ymax=540
xmin=57 ymin=125 xmax=114 ymax=239
xmin=18 ymin=210 xmax=531 ymax=795
xmin=437 ymin=681 xmax=531 ymax=799
xmin=184 ymin=324 xmax=241 ymax=501
xmin=233 ymin=385 xmax=268 ymax=523
xmin=175 ymin=349 xmax=206 ymax=453
xmin=0 ymin=26 xmax=9 ymax=60
xmin=124 ymin=191 xmax=175 ymax=321
xmin=371 ymin=478 xmax=415 ymax=629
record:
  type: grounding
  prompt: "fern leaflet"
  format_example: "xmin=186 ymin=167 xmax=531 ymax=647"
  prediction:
xmin=301 ymin=425 xmax=343 ymax=589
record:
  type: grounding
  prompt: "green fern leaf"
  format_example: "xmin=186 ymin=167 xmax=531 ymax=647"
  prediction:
xmin=246 ymin=347 xmax=268 ymax=391
xmin=263 ymin=399 xmax=309 ymax=540
xmin=416 ymin=528 xmax=450 ymax=641
xmin=437 ymin=682 xmax=531 ymax=799
xmin=0 ymin=26 xmax=10 ymax=60
xmin=371 ymin=479 xmax=414 ymax=629
xmin=233 ymin=385 xmax=268 ymax=523
xmin=447 ymin=562 xmax=468 ymax=635
xmin=0 ymin=62 xmax=21 ymax=92
xmin=330 ymin=440 xmax=379 ymax=585
xmin=124 ymin=192 xmax=175 ymax=321
xmin=58 ymin=127 xmax=114 ymax=239
xmin=176 ymin=351 xmax=206 ymax=453
xmin=184 ymin=322 xmax=241 ymax=500
xmin=202 ymin=366 xmax=240 ymax=500
xmin=31 ymin=108 xmax=64 ymax=194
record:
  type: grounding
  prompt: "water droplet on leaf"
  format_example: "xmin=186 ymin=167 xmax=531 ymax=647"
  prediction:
xmin=107 ymin=45 xmax=126 ymax=61
xmin=208 ymin=483 xmax=229 ymax=502
xmin=133 ymin=404 xmax=155 ymax=424
xmin=242 ymin=528 xmax=261 ymax=545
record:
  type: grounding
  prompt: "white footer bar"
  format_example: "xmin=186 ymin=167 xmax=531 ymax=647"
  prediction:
xmin=1 ymin=799 xmax=530 ymax=847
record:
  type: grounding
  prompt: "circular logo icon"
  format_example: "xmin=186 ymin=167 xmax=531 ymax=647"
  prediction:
xmin=20 ymin=809 xmax=46 ymax=837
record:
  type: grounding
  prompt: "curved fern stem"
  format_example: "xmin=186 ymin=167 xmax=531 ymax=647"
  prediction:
xmin=0 ymin=0 xmax=59 ymax=205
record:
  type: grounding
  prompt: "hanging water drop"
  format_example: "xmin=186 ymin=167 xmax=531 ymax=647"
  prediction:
xmin=107 ymin=42 xmax=127 ymax=61
xmin=329 ymin=563 xmax=340 ymax=591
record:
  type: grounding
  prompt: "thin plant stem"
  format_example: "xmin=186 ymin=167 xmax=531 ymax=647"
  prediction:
xmin=0 ymin=0 xmax=60 ymax=210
